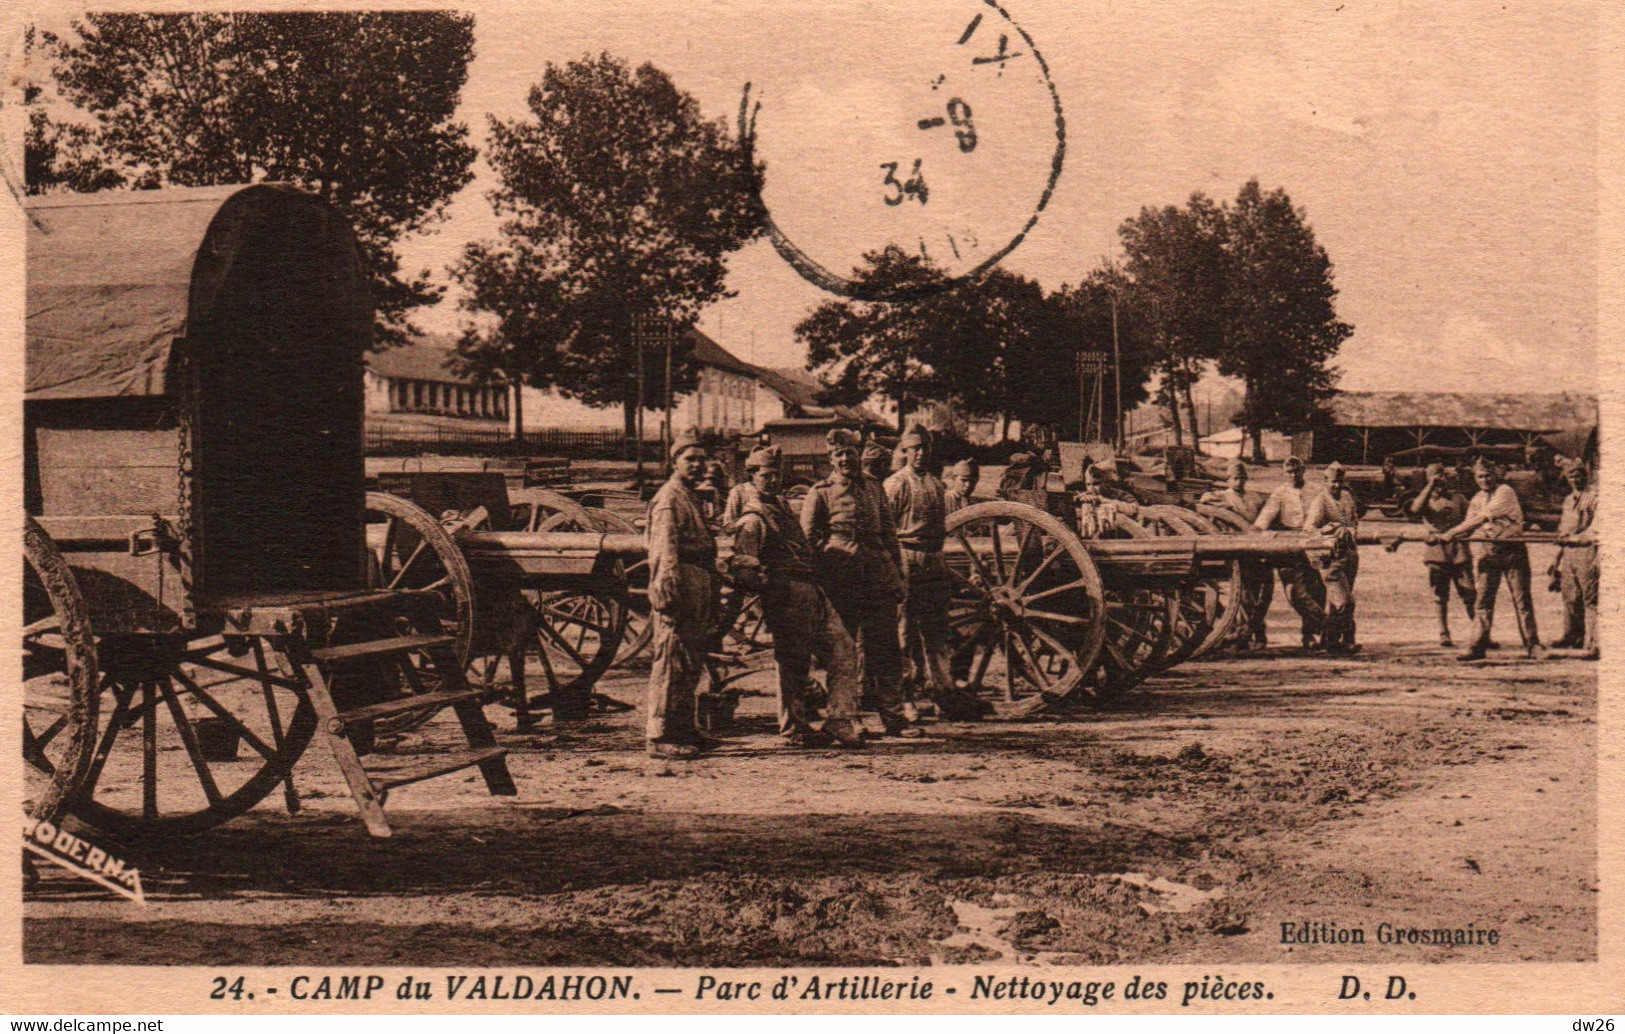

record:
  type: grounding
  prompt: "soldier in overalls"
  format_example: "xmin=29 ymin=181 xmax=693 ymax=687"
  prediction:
xmin=801 ymin=428 xmax=922 ymax=738
xmin=886 ymin=426 xmax=989 ymax=723
xmin=728 ymin=445 xmax=867 ymax=747
xmin=1549 ymin=457 xmax=1598 ymax=658
xmin=1443 ymin=456 xmax=1544 ymax=662
xmin=1305 ymin=461 xmax=1361 ymax=653
xmin=1253 ymin=456 xmax=1326 ymax=651
xmin=1200 ymin=458 xmax=1272 ymax=651
xmin=644 ymin=429 xmax=719 ymax=759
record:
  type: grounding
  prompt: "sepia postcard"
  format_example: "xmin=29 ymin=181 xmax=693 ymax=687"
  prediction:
xmin=0 ymin=0 xmax=1618 ymax=1018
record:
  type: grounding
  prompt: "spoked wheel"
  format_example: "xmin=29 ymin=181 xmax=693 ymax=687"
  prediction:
xmin=1081 ymin=514 xmax=1177 ymax=698
xmin=1175 ymin=508 xmax=1244 ymax=661
xmin=943 ymin=501 xmax=1106 ymax=715
xmin=518 ymin=582 xmax=628 ymax=721
xmin=566 ymin=508 xmax=654 ymax=666
xmin=1135 ymin=506 xmax=1212 ymax=673
xmin=23 ymin=518 xmax=98 ymax=824
xmin=726 ymin=593 xmax=772 ymax=653
xmin=64 ymin=634 xmax=317 ymax=839
xmin=362 ymin=492 xmax=477 ymax=734
xmin=1197 ymin=505 xmax=1260 ymax=652
xmin=515 ymin=488 xmax=595 ymax=533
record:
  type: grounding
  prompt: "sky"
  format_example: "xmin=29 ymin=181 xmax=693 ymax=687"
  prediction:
xmin=366 ymin=0 xmax=1590 ymax=394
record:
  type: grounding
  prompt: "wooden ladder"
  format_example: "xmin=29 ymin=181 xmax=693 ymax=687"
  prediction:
xmin=270 ymin=630 xmax=516 ymax=838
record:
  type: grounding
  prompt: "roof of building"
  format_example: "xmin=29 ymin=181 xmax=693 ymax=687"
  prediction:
xmin=1327 ymin=391 xmax=1598 ymax=431
xmin=753 ymin=364 xmax=887 ymax=426
xmin=366 ymin=333 xmax=478 ymax=383
xmin=684 ymin=327 xmax=758 ymax=377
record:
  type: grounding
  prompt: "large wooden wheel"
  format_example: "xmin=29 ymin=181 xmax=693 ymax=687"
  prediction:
xmin=549 ymin=507 xmax=655 ymax=667
xmin=943 ymin=501 xmax=1107 ymax=714
xmin=23 ymin=518 xmax=98 ymax=824
xmin=57 ymin=635 xmax=317 ymax=839
xmin=362 ymin=492 xmax=478 ymax=734
xmin=1197 ymin=504 xmax=1259 ymax=652
xmin=1178 ymin=507 xmax=1245 ymax=660
xmin=1080 ymin=512 xmax=1177 ymax=698
xmin=1136 ymin=505 xmax=1213 ymax=673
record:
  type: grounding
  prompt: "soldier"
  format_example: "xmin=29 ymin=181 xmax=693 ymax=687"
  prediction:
xmin=1253 ymin=456 xmax=1326 ymax=650
xmin=644 ymin=429 xmax=720 ymax=759
xmin=886 ymin=425 xmax=989 ymax=723
xmin=1406 ymin=462 xmax=1475 ymax=647
xmin=728 ymin=445 xmax=867 ymax=747
xmin=944 ymin=458 xmax=980 ymax=513
xmin=802 ymin=428 xmax=922 ymax=737
xmin=1442 ymin=456 xmax=1543 ymax=661
xmin=1548 ymin=458 xmax=1598 ymax=658
xmin=1304 ymin=461 xmax=1361 ymax=654
xmin=1200 ymin=458 xmax=1272 ymax=651
xmin=722 ymin=434 xmax=771 ymax=527
xmin=863 ymin=437 xmax=893 ymax=483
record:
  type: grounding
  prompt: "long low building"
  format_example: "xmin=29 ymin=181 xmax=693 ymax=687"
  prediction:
xmin=1314 ymin=390 xmax=1598 ymax=465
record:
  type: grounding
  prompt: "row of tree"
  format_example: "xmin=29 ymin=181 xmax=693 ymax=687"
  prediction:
xmin=801 ymin=183 xmax=1352 ymax=456
xmin=24 ymin=13 xmax=1350 ymax=455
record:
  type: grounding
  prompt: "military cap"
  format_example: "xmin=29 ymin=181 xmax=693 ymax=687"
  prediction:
xmin=862 ymin=439 xmax=890 ymax=465
xmin=826 ymin=427 xmax=862 ymax=453
xmin=670 ymin=426 xmax=706 ymax=461
xmin=1283 ymin=456 xmax=1305 ymax=471
xmin=1472 ymin=455 xmax=1504 ymax=474
xmin=1325 ymin=460 xmax=1346 ymax=477
xmin=1086 ymin=462 xmax=1114 ymax=480
xmin=949 ymin=458 xmax=980 ymax=476
xmin=1227 ymin=458 xmax=1248 ymax=476
xmin=744 ymin=444 xmax=782 ymax=471
xmin=1007 ymin=452 xmax=1034 ymax=467
xmin=899 ymin=424 xmax=933 ymax=449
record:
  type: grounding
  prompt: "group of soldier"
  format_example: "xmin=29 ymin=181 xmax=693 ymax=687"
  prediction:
xmin=1198 ymin=452 xmax=1598 ymax=663
xmin=641 ymin=424 xmax=984 ymax=760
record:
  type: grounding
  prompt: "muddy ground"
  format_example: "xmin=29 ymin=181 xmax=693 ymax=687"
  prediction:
xmin=25 ymin=542 xmax=1596 ymax=966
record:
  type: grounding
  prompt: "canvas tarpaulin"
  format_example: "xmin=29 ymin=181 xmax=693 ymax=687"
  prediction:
xmin=27 ymin=185 xmax=270 ymax=400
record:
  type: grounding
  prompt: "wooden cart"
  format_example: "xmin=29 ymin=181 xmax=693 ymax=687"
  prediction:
xmin=23 ymin=185 xmax=515 ymax=839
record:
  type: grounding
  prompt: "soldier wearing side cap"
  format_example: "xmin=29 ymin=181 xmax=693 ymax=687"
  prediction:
xmin=1253 ymin=455 xmax=1327 ymax=651
xmin=1304 ymin=461 xmax=1361 ymax=653
xmin=802 ymin=428 xmax=921 ymax=737
xmin=727 ymin=445 xmax=867 ymax=747
xmin=643 ymin=428 xmax=720 ymax=759
xmin=1548 ymin=457 xmax=1598 ymax=658
xmin=886 ymin=425 xmax=990 ymax=723
xmin=863 ymin=437 xmax=894 ymax=483
xmin=1200 ymin=458 xmax=1273 ymax=652
xmin=1441 ymin=456 xmax=1544 ymax=661
xmin=944 ymin=458 xmax=981 ymax=514
xmin=1406 ymin=462 xmax=1476 ymax=647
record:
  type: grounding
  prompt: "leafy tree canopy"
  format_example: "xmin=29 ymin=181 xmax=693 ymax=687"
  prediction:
xmin=453 ymin=54 xmax=764 ymax=434
xmin=32 ymin=12 xmax=478 ymax=345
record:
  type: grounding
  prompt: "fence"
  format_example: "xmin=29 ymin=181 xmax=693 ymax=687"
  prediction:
xmin=364 ymin=426 xmax=662 ymax=460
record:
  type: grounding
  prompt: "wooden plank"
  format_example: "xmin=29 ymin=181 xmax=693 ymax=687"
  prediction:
xmin=36 ymin=428 xmax=179 ymax=516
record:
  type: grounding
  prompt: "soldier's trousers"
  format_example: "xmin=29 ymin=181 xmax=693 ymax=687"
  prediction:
xmin=1275 ymin=556 xmax=1326 ymax=644
xmin=1315 ymin=548 xmax=1358 ymax=648
xmin=1240 ymin=561 xmax=1274 ymax=645
xmin=898 ymin=549 xmax=976 ymax=707
xmin=645 ymin=563 xmax=715 ymax=743
xmin=828 ymin=590 xmax=906 ymax=724
xmin=1426 ymin=561 xmax=1476 ymax=627
xmin=1558 ymin=546 xmax=1599 ymax=652
xmin=1470 ymin=547 xmax=1539 ymax=651
xmin=760 ymin=577 xmax=862 ymax=734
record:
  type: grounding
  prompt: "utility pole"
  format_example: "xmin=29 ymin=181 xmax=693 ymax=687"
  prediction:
xmin=1110 ymin=295 xmax=1124 ymax=451
xmin=663 ymin=323 xmax=674 ymax=467
xmin=634 ymin=321 xmax=646 ymax=480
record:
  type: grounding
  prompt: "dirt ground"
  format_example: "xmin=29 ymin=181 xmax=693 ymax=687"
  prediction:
xmin=24 ymin=540 xmax=1596 ymax=967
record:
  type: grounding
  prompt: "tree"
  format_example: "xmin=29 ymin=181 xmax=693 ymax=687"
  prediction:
xmin=1116 ymin=194 xmax=1228 ymax=448
xmin=797 ymin=248 xmax=972 ymax=431
xmin=38 ymin=12 xmax=478 ymax=344
xmin=1219 ymin=180 xmax=1352 ymax=461
xmin=1010 ymin=272 xmax=1155 ymax=445
xmin=453 ymin=54 xmax=765 ymax=439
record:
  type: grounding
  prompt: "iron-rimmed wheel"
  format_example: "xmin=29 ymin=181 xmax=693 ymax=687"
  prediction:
xmin=943 ymin=501 xmax=1106 ymax=714
xmin=23 ymin=517 xmax=98 ymax=825
xmin=362 ymin=492 xmax=478 ymax=734
xmin=1083 ymin=513 xmax=1176 ymax=697
xmin=1197 ymin=504 xmax=1260 ymax=652
xmin=63 ymin=635 xmax=317 ymax=839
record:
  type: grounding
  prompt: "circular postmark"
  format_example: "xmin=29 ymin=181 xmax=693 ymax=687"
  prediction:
xmin=741 ymin=0 xmax=1064 ymax=301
